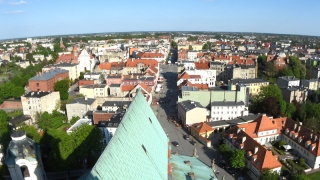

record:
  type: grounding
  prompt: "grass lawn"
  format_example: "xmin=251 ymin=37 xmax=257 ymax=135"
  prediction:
xmin=308 ymin=171 xmax=320 ymax=180
xmin=57 ymin=123 xmax=71 ymax=132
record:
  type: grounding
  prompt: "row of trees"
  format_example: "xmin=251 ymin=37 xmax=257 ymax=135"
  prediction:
xmin=36 ymin=110 xmax=67 ymax=129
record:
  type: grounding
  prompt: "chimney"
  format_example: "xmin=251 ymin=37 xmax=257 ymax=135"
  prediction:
xmin=254 ymin=146 xmax=258 ymax=154
xmin=242 ymin=136 xmax=246 ymax=143
xmin=84 ymin=95 xmax=87 ymax=100
xmin=298 ymin=126 xmax=301 ymax=132
xmin=294 ymin=123 xmax=297 ymax=130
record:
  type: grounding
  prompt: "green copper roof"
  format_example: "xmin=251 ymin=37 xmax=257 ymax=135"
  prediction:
xmin=171 ymin=154 xmax=218 ymax=180
xmin=86 ymin=89 xmax=169 ymax=180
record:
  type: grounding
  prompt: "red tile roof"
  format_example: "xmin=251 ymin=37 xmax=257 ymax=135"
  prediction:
xmin=194 ymin=61 xmax=209 ymax=70
xmin=126 ymin=58 xmax=158 ymax=68
xmin=93 ymin=112 xmax=115 ymax=125
xmin=0 ymin=101 xmax=22 ymax=109
xmin=190 ymin=122 xmax=214 ymax=133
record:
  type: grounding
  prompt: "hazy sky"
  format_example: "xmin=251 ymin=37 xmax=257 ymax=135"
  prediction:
xmin=1 ymin=0 xmax=320 ymax=40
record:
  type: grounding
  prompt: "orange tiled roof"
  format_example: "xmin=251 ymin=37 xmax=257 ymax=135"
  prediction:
xmin=126 ymin=58 xmax=158 ymax=68
xmin=139 ymin=82 xmax=153 ymax=94
xmin=194 ymin=61 xmax=209 ymax=70
xmin=56 ymin=53 xmax=78 ymax=64
xmin=0 ymin=101 xmax=22 ymax=109
xmin=191 ymin=122 xmax=214 ymax=134
xmin=99 ymin=62 xmax=125 ymax=70
xmin=121 ymin=84 xmax=136 ymax=92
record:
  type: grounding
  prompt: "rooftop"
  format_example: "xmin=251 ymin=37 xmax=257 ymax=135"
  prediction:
xmin=24 ymin=91 xmax=51 ymax=98
xmin=68 ymin=97 xmax=96 ymax=105
xmin=178 ymin=100 xmax=204 ymax=112
xmin=29 ymin=68 xmax=68 ymax=81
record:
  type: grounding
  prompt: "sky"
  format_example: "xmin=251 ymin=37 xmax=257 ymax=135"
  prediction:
xmin=1 ymin=0 xmax=320 ymax=40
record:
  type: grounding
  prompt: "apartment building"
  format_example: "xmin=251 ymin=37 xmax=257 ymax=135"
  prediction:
xmin=21 ymin=91 xmax=60 ymax=121
xmin=177 ymin=70 xmax=216 ymax=88
xmin=228 ymin=79 xmax=269 ymax=95
xmin=177 ymin=100 xmax=207 ymax=129
xmin=277 ymin=76 xmax=300 ymax=88
xmin=211 ymin=101 xmax=248 ymax=121
xmin=28 ymin=68 xmax=69 ymax=92
xmin=42 ymin=62 xmax=79 ymax=80
xmin=79 ymin=84 xmax=108 ymax=98
xmin=66 ymin=96 xmax=97 ymax=121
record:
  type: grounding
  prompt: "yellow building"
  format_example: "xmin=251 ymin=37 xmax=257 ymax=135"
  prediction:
xmin=191 ymin=44 xmax=203 ymax=51
xmin=177 ymin=44 xmax=189 ymax=50
xmin=228 ymin=78 xmax=269 ymax=95
xmin=79 ymin=84 xmax=109 ymax=98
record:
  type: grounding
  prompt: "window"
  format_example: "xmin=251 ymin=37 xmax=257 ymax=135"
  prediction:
xmin=20 ymin=166 xmax=30 ymax=178
xmin=36 ymin=83 xmax=39 ymax=87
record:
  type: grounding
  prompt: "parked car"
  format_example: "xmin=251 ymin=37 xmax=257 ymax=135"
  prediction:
xmin=183 ymin=135 xmax=190 ymax=140
xmin=227 ymin=167 xmax=236 ymax=176
xmin=172 ymin=141 xmax=179 ymax=147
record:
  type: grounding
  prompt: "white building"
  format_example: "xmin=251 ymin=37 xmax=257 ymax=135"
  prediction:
xmin=78 ymin=49 xmax=96 ymax=72
xmin=211 ymin=101 xmax=248 ymax=121
xmin=40 ymin=43 xmax=54 ymax=51
xmin=21 ymin=91 xmax=60 ymax=122
xmin=177 ymin=70 xmax=216 ymax=87
xmin=277 ymin=76 xmax=300 ymax=87
xmin=187 ymin=50 xmax=198 ymax=61
xmin=179 ymin=60 xmax=195 ymax=70
xmin=84 ymin=72 xmax=101 ymax=80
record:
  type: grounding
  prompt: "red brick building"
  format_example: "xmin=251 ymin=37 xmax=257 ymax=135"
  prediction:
xmin=28 ymin=68 xmax=69 ymax=92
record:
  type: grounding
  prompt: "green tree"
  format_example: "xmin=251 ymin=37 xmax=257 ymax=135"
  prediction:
xmin=218 ymin=144 xmax=230 ymax=155
xmin=259 ymin=85 xmax=283 ymax=101
xmin=284 ymin=102 xmax=296 ymax=118
xmin=79 ymin=72 xmax=85 ymax=80
xmin=291 ymin=174 xmax=310 ymax=180
xmin=70 ymin=116 xmax=80 ymax=125
xmin=259 ymin=169 xmax=280 ymax=180
xmin=99 ymin=74 xmax=105 ymax=83
xmin=257 ymin=54 xmax=267 ymax=66
xmin=54 ymin=79 xmax=69 ymax=100
xmin=202 ymin=43 xmax=209 ymax=50
xmin=0 ymin=110 xmax=10 ymax=149
xmin=188 ymin=45 xmax=193 ymax=50
xmin=21 ymin=125 xmax=41 ymax=143
xmin=230 ymin=149 xmax=245 ymax=169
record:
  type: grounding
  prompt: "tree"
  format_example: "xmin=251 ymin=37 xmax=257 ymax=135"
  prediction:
xmin=70 ymin=116 xmax=80 ymax=125
xmin=259 ymin=84 xmax=283 ymax=101
xmin=259 ymin=169 xmax=280 ymax=180
xmin=218 ymin=144 xmax=230 ymax=155
xmin=202 ymin=43 xmax=209 ymax=50
xmin=0 ymin=110 xmax=10 ymax=149
xmin=99 ymin=74 xmax=105 ymax=83
xmin=230 ymin=149 xmax=245 ymax=169
xmin=170 ymin=41 xmax=177 ymax=48
xmin=284 ymin=102 xmax=296 ymax=118
xmin=79 ymin=72 xmax=84 ymax=80
xmin=257 ymin=54 xmax=267 ymax=66
xmin=291 ymin=174 xmax=310 ymax=180
xmin=188 ymin=45 xmax=193 ymax=50
xmin=261 ymin=97 xmax=282 ymax=117
xmin=54 ymin=79 xmax=69 ymax=100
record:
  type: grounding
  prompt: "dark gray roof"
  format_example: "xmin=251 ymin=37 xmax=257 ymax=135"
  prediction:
xmin=9 ymin=115 xmax=31 ymax=126
xmin=207 ymin=114 xmax=260 ymax=127
xmin=82 ymin=84 xmax=107 ymax=88
xmin=44 ymin=62 xmax=77 ymax=67
xmin=278 ymin=76 xmax=299 ymax=81
xmin=230 ymin=78 xmax=268 ymax=84
xmin=68 ymin=97 xmax=96 ymax=105
xmin=211 ymin=101 xmax=245 ymax=106
xmin=106 ymin=75 xmax=121 ymax=78
xmin=139 ymin=76 xmax=154 ymax=81
xmin=102 ymin=101 xmax=131 ymax=107
xmin=29 ymin=68 xmax=68 ymax=81
xmin=178 ymin=100 xmax=203 ymax=112
xmin=24 ymin=91 xmax=51 ymax=98
xmin=110 ymin=84 xmax=121 ymax=87
xmin=98 ymin=119 xmax=121 ymax=128
xmin=84 ymin=72 xmax=101 ymax=75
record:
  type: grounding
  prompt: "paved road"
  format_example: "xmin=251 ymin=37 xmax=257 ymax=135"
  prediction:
xmin=152 ymin=64 xmax=241 ymax=180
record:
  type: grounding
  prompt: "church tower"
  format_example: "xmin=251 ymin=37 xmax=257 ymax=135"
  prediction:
xmin=73 ymin=45 xmax=78 ymax=57
xmin=59 ymin=37 xmax=65 ymax=50
xmin=5 ymin=131 xmax=47 ymax=180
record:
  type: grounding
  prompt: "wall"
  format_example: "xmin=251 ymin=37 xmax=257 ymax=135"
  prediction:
xmin=186 ymin=107 xmax=206 ymax=126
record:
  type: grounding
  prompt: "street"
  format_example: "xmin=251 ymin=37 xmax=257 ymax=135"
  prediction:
xmin=151 ymin=64 xmax=240 ymax=180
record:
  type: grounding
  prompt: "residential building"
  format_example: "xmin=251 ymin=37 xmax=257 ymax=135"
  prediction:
xmin=301 ymin=79 xmax=319 ymax=91
xmin=177 ymin=100 xmax=207 ymax=129
xmin=28 ymin=68 xmax=69 ymax=92
xmin=0 ymin=101 xmax=22 ymax=112
xmin=179 ymin=60 xmax=195 ymax=70
xmin=105 ymin=75 xmax=122 ymax=86
xmin=124 ymin=58 xmax=159 ymax=75
xmin=97 ymin=62 xmax=125 ymax=74
xmin=109 ymin=84 xmax=122 ymax=97
xmin=178 ymin=49 xmax=188 ymax=60
xmin=231 ymin=64 xmax=256 ymax=80
xmin=178 ymin=84 xmax=249 ymax=108
xmin=277 ymin=76 xmax=300 ymax=87
xmin=210 ymin=61 xmax=231 ymax=81
xmin=21 ymin=91 xmax=60 ymax=121
xmin=65 ymin=96 xmax=97 ymax=121
xmin=177 ymin=70 xmax=216 ymax=88
xmin=280 ymin=87 xmax=308 ymax=103
xmin=84 ymin=72 xmax=101 ymax=80
xmin=78 ymin=79 xmax=95 ymax=87
xmin=228 ymin=79 xmax=269 ymax=95
xmin=188 ymin=50 xmax=198 ymax=60
xmin=225 ymin=114 xmax=320 ymax=179
xmin=42 ymin=62 xmax=79 ymax=80
xmin=211 ymin=101 xmax=248 ymax=121
xmin=79 ymin=84 xmax=108 ymax=98
xmin=136 ymin=51 xmax=165 ymax=62
xmin=5 ymin=131 xmax=46 ymax=180
xmin=190 ymin=122 xmax=214 ymax=147
xmin=101 ymin=101 xmax=131 ymax=112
